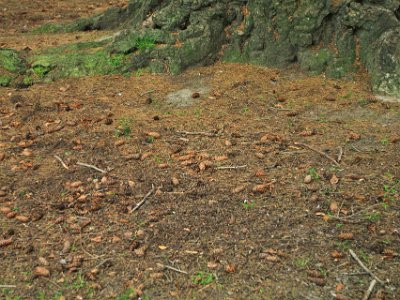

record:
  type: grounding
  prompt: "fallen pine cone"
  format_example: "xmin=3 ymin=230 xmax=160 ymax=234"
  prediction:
xmin=33 ymin=266 xmax=50 ymax=277
xmin=0 ymin=238 xmax=13 ymax=247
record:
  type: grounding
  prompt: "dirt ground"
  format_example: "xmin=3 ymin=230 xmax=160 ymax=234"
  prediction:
xmin=1 ymin=1 xmax=400 ymax=300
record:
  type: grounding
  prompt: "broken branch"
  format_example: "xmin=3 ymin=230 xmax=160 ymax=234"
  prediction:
xmin=54 ymin=155 xmax=69 ymax=170
xmin=349 ymin=249 xmax=384 ymax=285
xmin=76 ymin=162 xmax=107 ymax=174
xmin=140 ymin=89 xmax=156 ymax=96
xmin=337 ymin=147 xmax=343 ymax=163
xmin=176 ymin=130 xmax=219 ymax=137
xmin=215 ymin=165 xmax=247 ymax=170
xmin=130 ymin=184 xmax=155 ymax=213
xmin=163 ymin=265 xmax=189 ymax=275
xmin=362 ymin=279 xmax=377 ymax=300
xmin=294 ymin=142 xmax=340 ymax=167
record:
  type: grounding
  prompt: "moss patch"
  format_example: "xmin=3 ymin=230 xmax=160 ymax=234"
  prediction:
xmin=0 ymin=49 xmax=26 ymax=73
xmin=0 ymin=74 xmax=13 ymax=87
xmin=299 ymin=48 xmax=333 ymax=75
xmin=30 ymin=50 xmax=130 ymax=79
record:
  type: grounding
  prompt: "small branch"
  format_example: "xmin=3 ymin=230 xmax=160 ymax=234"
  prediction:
xmin=93 ymin=259 xmax=112 ymax=270
xmin=267 ymin=106 xmax=291 ymax=111
xmin=294 ymin=142 xmax=340 ymax=167
xmin=349 ymin=249 xmax=384 ymax=285
xmin=176 ymin=131 xmax=219 ymax=137
xmin=54 ymin=155 xmax=69 ymax=170
xmin=362 ymin=279 xmax=377 ymax=300
xmin=130 ymin=184 xmax=155 ymax=213
xmin=76 ymin=162 xmax=107 ymax=174
xmin=337 ymin=147 xmax=343 ymax=163
xmin=0 ymin=285 xmax=16 ymax=288
xmin=215 ymin=165 xmax=247 ymax=170
xmin=140 ymin=89 xmax=156 ymax=96
xmin=163 ymin=265 xmax=189 ymax=275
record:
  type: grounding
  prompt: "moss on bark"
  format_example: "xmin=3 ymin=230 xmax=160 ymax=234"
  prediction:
xmin=1 ymin=0 xmax=400 ymax=98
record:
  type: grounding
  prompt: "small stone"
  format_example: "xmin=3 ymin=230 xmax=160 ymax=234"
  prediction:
xmin=115 ymin=140 xmax=125 ymax=147
xmin=255 ymin=152 xmax=265 ymax=159
xmin=136 ymin=229 xmax=145 ymax=239
xmin=224 ymin=140 xmax=232 ymax=147
xmin=171 ymin=177 xmax=180 ymax=186
xmin=21 ymin=148 xmax=32 ymax=157
xmin=304 ymin=175 xmax=312 ymax=184
xmin=207 ymin=261 xmax=218 ymax=269
xmin=147 ymin=131 xmax=161 ymax=138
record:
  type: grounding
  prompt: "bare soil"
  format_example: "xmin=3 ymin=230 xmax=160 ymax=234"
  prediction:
xmin=1 ymin=1 xmax=399 ymax=300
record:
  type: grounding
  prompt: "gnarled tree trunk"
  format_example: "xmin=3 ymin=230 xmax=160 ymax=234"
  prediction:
xmin=1 ymin=0 xmax=400 ymax=98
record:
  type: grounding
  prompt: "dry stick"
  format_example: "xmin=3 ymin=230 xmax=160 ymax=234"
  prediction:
xmin=163 ymin=265 xmax=189 ymax=275
xmin=294 ymin=142 xmax=340 ymax=167
xmin=215 ymin=164 xmax=247 ymax=170
xmin=337 ymin=147 xmax=344 ymax=163
xmin=349 ymin=249 xmax=384 ymax=285
xmin=176 ymin=131 xmax=218 ymax=137
xmin=333 ymin=203 xmax=381 ymax=220
xmin=140 ymin=89 xmax=156 ymax=96
xmin=362 ymin=279 xmax=377 ymax=300
xmin=54 ymin=155 xmax=69 ymax=170
xmin=76 ymin=162 xmax=107 ymax=174
xmin=131 ymin=184 xmax=155 ymax=213
xmin=0 ymin=285 xmax=16 ymax=288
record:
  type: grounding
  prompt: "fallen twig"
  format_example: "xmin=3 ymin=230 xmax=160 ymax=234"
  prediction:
xmin=349 ymin=249 xmax=384 ymax=285
xmin=76 ymin=162 xmax=107 ymax=174
xmin=331 ymin=203 xmax=381 ymax=221
xmin=294 ymin=142 xmax=340 ymax=167
xmin=93 ymin=259 xmax=112 ymax=270
xmin=0 ymin=285 xmax=16 ymax=288
xmin=157 ymin=263 xmax=188 ymax=275
xmin=337 ymin=147 xmax=343 ymax=163
xmin=54 ymin=155 xmax=69 ymax=170
xmin=130 ymin=184 xmax=155 ymax=213
xmin=362 ymin=279 xmax=377 ymax=300
xmin=176 ymin=131 xmax=219 ymax=137
xmin=215 ymin=164 xmax=247 ymax=170
xmin=267 ymin=106 xmax=292 ymax=111
xmin=140 ymin=89 xmax=156 ymax=96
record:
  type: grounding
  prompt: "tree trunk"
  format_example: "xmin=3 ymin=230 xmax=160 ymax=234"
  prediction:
xmin=1 ymin=0 xmax=400 ymax=98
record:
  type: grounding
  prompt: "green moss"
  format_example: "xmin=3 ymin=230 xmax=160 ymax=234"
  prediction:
xmin=32 ymin=23 xmax=65 ymax=34
xmin=222 ymin=47 xmax=247 ymax=63
xmin=299 ymin=48 xmax=333 ymax=75
xmin=0 ymin=74 xmax=12 ymax=87
xmin=109 ymin=53 xmax=125 ymax=67
xmin=23 ymin=76 xmax=34 ymax=86
xmin=32 ymin=18 xmax=94 ymax=34
xmin=32 ymin=65 xmax=51 ymax=78
xmin=42 ymin=41 xmax=109 ymax=55
xmin=30 ymin=49 xmax=129 ymax=79
xmin=326 ymin=57 xmax=356 ymax=79
xmin=135 ymin=36 xmax=156 ymax=51
xmin=0 ymin=49 xmax=25 ymax=73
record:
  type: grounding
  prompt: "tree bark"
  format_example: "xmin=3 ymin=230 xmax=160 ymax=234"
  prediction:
xmin=1 ymin=0 xmax=400 ymax=98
